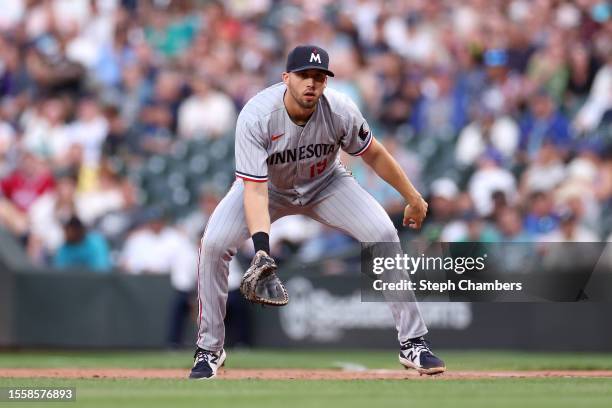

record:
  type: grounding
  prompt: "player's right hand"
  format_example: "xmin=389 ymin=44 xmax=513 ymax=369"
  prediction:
xmin=403 ymin=196 xmax=428 ymax=229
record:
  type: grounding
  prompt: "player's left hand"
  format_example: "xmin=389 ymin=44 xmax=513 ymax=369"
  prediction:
xmin=403 ymin=196 xmax=428 ymax=229
xmin=240 ymin=250 xmax=289 ymax=306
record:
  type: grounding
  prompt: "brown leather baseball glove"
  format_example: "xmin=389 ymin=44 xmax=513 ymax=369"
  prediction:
xmin=239 ymin=250 xmax=289 ymax=306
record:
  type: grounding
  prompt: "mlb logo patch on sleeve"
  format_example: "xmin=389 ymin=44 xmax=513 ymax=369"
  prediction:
xmin=359 ymin=123 xmax=370 ymax=141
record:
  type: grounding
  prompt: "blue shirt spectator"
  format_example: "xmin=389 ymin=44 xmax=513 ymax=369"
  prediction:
xmin=411 ymin=68 xmax=468 ymax=138
xmin=520 ymin=91 xmax=572 ymax=159
xmin=523 ymin=191 xmax=560 ymax=236
xmin=53 ymin=217 xmax=111 ymax=272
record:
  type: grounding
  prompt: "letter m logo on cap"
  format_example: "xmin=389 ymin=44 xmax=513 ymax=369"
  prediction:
xmin=310 ymin=50 xmax=321 ymax=64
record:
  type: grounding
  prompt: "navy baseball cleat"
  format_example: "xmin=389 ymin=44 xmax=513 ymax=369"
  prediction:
xmin=399 ymin=337 xmax=446 ymax=375
xmin=189 ymin=348 xmax=226 ymax=379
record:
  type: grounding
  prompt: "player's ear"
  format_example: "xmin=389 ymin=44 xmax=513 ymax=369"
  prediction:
xmin=282 ymin=72 xmax=289 ymax=85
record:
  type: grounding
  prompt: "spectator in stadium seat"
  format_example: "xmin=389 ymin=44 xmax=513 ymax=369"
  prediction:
xmin=574 ymin=50 xmax=612 ymax=133
xmin=411 ymin=66 xmax=467 ymax=138
xmin=135 ymin=70 xmax=185 ymax=154
xmin=66 ymin=97 xmax=109 ymax=167
xmin=53 ymin=215 xmax=111 ymax=272
xmin=28 ymin=171 xmax=79 ymax=263
xmin=519 ymin=142 xmax=566 ymax=196
xmin=21 ymin=97 xmax=71 ymax=164
xmin=0 ymin=35 xmax=32 ymax=99
xmin=76 ymin=160 xmax=129 ymax=225
xmin=523 ymin=191 xmax=560 ymax=237
xmin=526 ymin=31 xmax=569 ymax=103
xmin=457 ymin=210 xmax=500 ymax=243
xmin=493 ymin=207 xmax=536 ymax=274
xmin=565 ymin=43 xmax=601 ymax=113
xmin=372 ymin=53 xmax=416 ymax=130
xmin=495 ymin=207 xmax=532 ymax=243
xmin=541 ymin=208 xmax=599 ymax=242
xmin=177 ymin=73 xmax=236 ymax=140
xmin=0 ymin=151 xmax=55 ymax=213
xmin=119 ymin=208 xmax=197 ymax=278
xmin=144 ymin=5 xmax=197 ymax=59
xmin=455 ymin=102 xmax=519 ymax=167
xmin=468 ymin=150 xmax=517 ymax=217
xmin=481 ymin=48 xmax=525 ymax=114
xmin=422 ymin=177 xmax=460 ymax=242
xmin=556 ymin=154 xmax=603 ymax=233
xmin=519 ymin=89 xmax=572 ymax=161
xmin=113 ymin=62 xmax=153 ymax=130
xmin=94 ymin=23 xmax=136 ymax=88
xmin=297 ymin=224 xmax=356 ymax=271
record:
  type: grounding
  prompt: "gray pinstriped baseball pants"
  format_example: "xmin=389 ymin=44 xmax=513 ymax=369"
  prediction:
xmin=195 ymin=174 xmax=428 ymax=351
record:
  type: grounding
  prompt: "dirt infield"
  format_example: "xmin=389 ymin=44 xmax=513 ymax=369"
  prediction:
xmin=2 ymin=368 xmax=612 ymax=380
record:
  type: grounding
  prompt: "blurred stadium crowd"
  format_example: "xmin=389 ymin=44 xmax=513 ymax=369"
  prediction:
xmin=0 ymin=0 xmax=611 ymax=280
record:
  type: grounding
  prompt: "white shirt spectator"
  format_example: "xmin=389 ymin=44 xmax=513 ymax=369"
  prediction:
xmin=67 ymin=116 xmax=108 ymax=166
xmin=269 ymin=215 xmax=321 ymax=250
xmin=440 ymin=221 xmax=469 ymax=242
xmin=575 ymin=64 xmax=612 ymax=132
xmin=384 ymin=16 xmax=444 ymax=63
xmin=178 ymin=91 xmax=236 ymax=139
xmin=120 ymin=227 xmax=198 ymax=292
xmin=349 ymin=1 xmax=381 ymax=47
xmin=21 ymin=112 xmax=71 ymax=162
xmin=522 ymin=161 xmax=566 ymax=193
xmin=430 ymin=177 xmax=459 ymax=200
xmin=77 ymin=189 xmax=124 ymax=225
xmin=469 ymin=165 xmax=517 ymax=217
xmin=28 ymin=193 xmax=68 ymax=253
xmin=455 ymin=117 xmax=519 ymax=167
xmin=65 ymin=1 xmax=117 ymax=68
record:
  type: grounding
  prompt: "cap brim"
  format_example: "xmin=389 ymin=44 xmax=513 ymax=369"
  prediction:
xmin=290 ymin=65 xmax=335 ymax=77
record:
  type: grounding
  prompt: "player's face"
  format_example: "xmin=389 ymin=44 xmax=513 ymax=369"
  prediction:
xmin=284 ymin=69 xmax=327 ymax=109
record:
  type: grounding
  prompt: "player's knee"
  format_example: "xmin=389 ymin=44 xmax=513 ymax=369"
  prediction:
xmin=200 ymin=235 xmax=230 ymax=258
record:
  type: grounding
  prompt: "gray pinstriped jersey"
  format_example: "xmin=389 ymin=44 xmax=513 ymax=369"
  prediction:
xmin=234 ymin=82 xmax=373 ymax=205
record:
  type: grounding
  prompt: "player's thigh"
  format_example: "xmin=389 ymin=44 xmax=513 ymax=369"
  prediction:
xmin=307 ymin=175 xmax=399 ymax=243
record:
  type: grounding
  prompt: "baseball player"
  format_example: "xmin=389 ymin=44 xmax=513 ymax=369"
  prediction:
xmin=189 ymin=45 xmax=445 ymax=379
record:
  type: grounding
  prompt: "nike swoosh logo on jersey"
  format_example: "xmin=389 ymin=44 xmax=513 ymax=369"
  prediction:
xmin=271 ymin=133 xmax=285 ymax=141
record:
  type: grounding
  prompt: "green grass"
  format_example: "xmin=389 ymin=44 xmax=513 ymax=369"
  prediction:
xmin=0 ymin=378 xmax=611 ymax=408
xmin=1 ymin=350 xmax=612 ymax=408
xmin=2 ymin=349 xmax=612 ymax=371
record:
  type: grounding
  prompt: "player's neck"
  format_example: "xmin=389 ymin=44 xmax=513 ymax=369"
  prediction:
xmin=283 ymin=91 xmax=315 ymax=126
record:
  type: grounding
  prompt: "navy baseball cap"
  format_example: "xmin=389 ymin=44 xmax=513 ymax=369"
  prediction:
xmin=286 ymin=45 xmax=335 ymax=77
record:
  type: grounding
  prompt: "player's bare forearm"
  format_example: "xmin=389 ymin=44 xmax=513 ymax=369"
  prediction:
xmin=361 ymin=138 xmax=428 ymax=228
xmin=361 ymin=138 xmax=421 ymax=201
xmin=243 ymin=180 xmax=271 ymax=235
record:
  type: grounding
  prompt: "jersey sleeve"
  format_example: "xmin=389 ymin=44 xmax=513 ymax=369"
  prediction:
xmin=340 ymin=98 xmax=374 ymax=157
xmin=234 ymin=115 xmax=268 ymax=182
